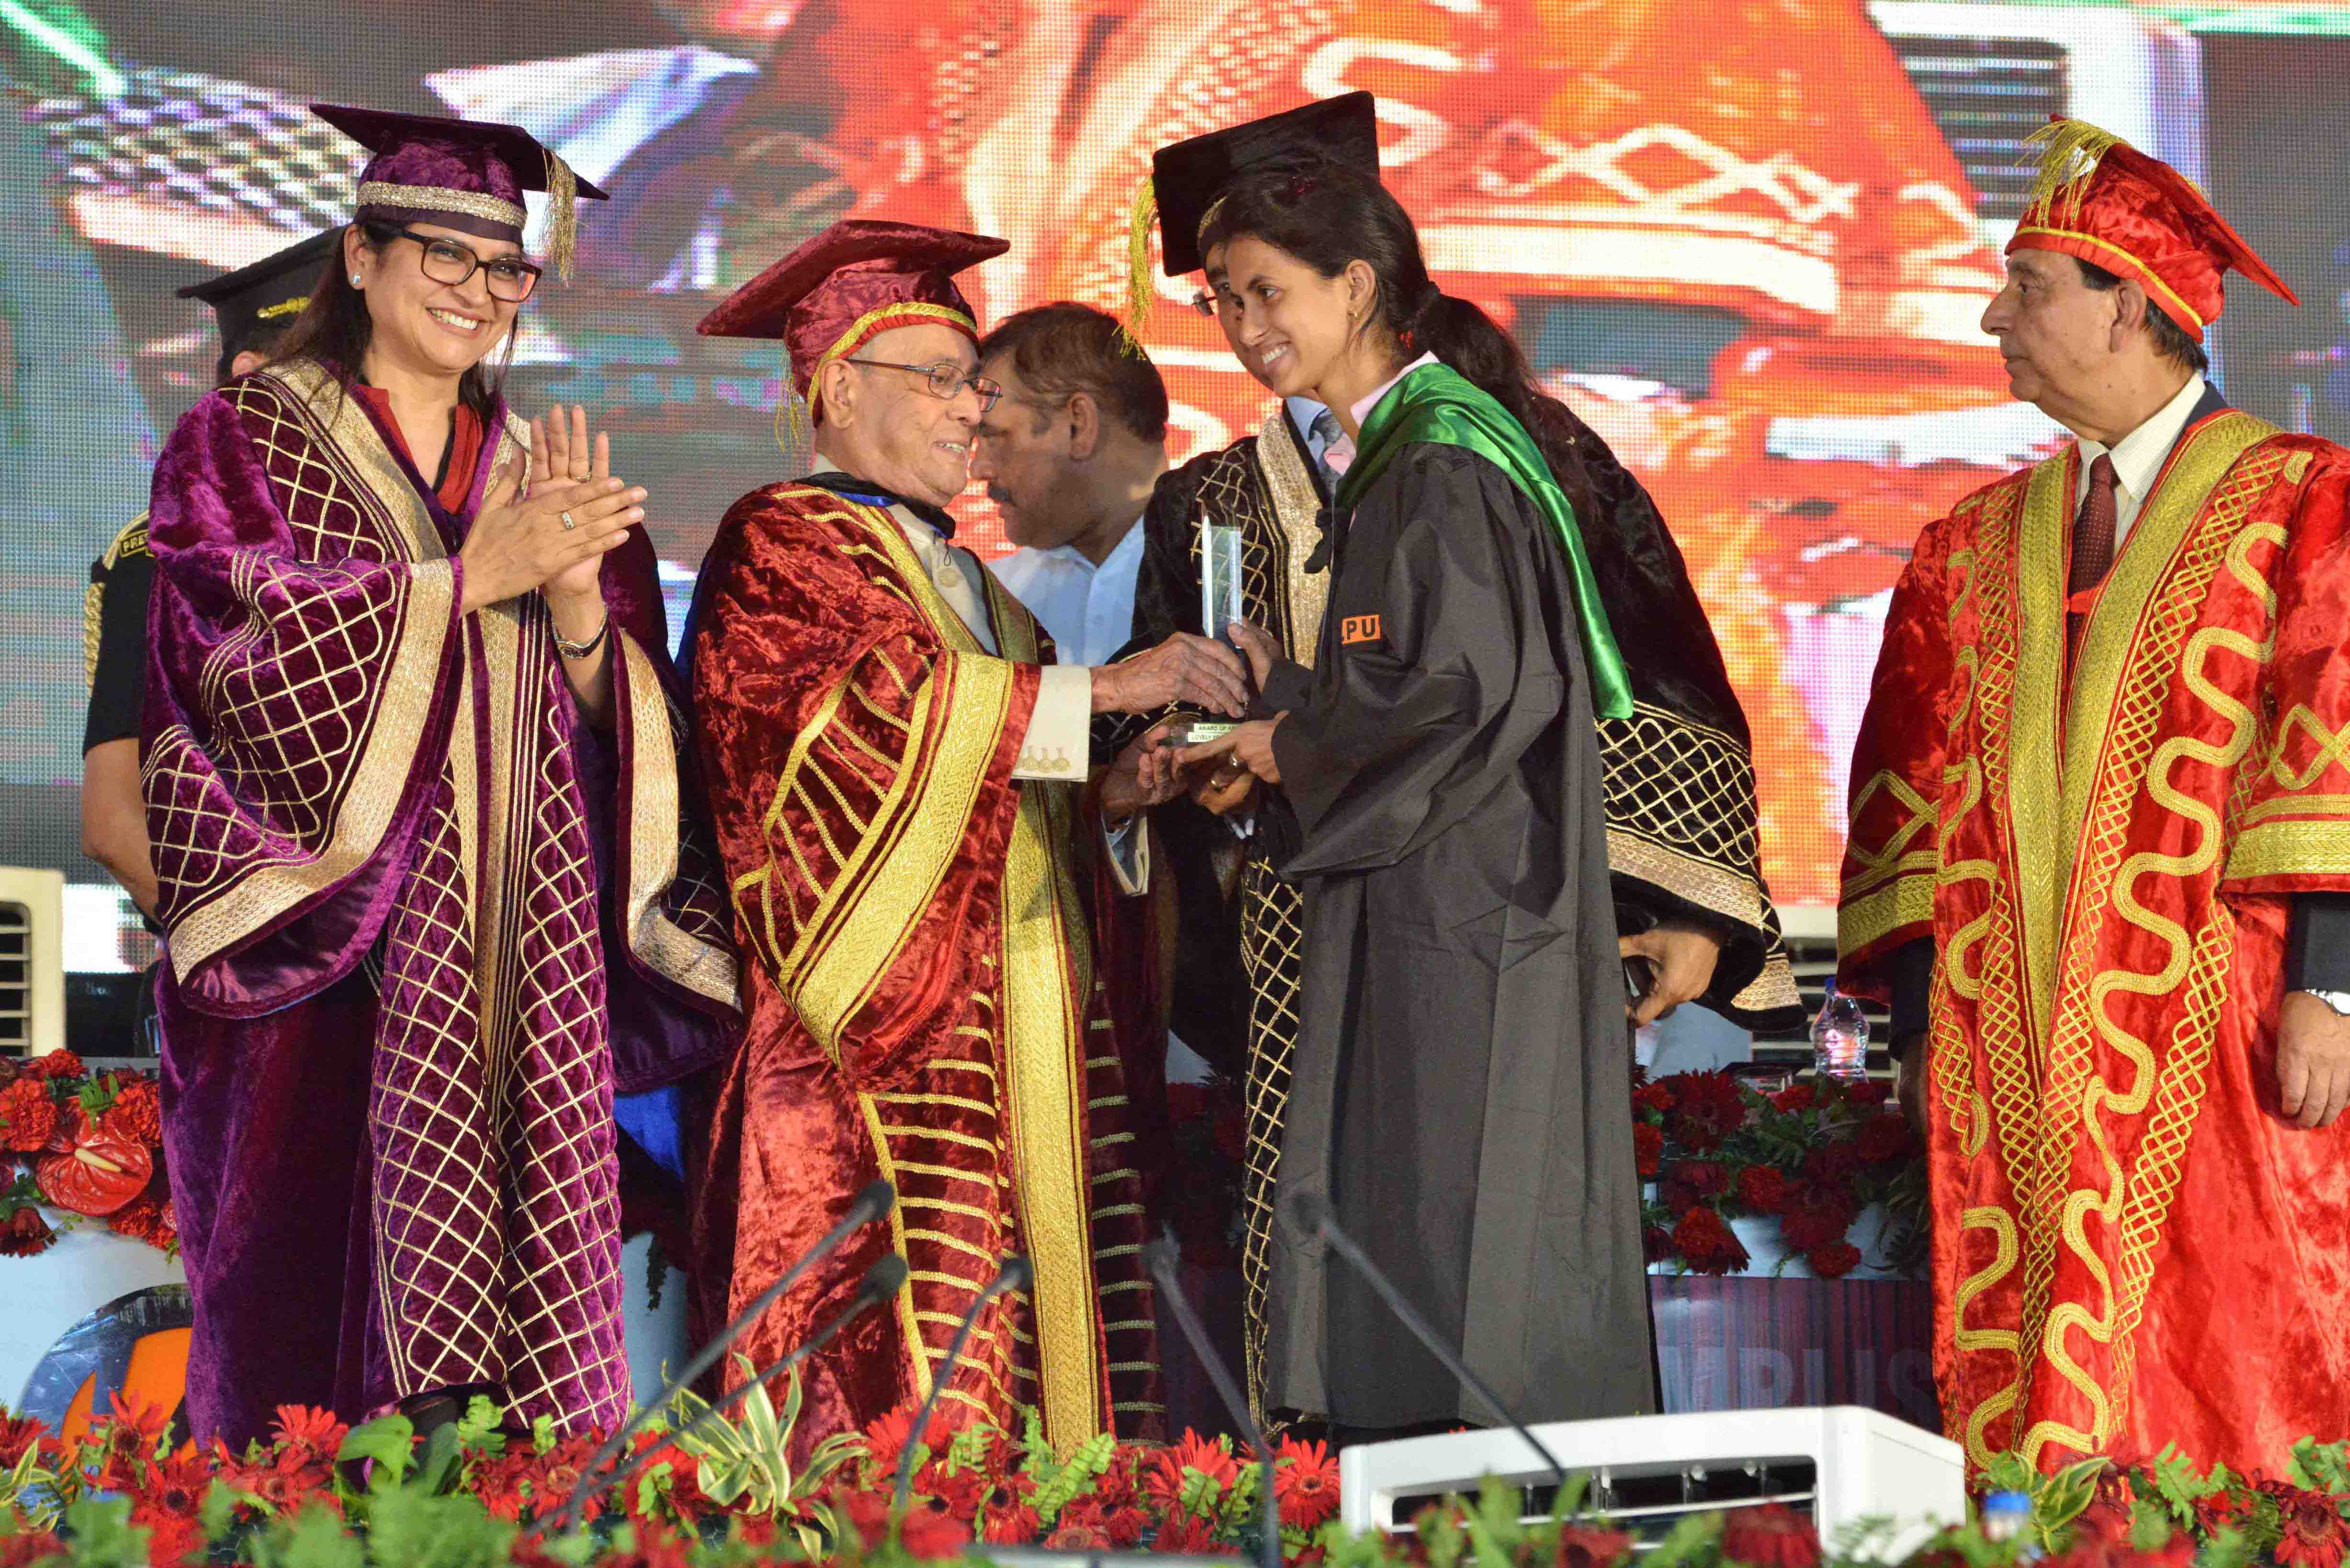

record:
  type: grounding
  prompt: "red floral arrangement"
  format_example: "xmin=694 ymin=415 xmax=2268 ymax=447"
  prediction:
xmin=0 ymin=1050 xmax=175 ymax=1260
xmin=1635 ymin=1069 xmax=1922 ymax=1278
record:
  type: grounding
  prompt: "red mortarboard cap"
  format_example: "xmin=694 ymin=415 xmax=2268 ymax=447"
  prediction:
xmin=696 ymin=219 xmax=1009 ymax=417
xmin=311 ymin=104 xmax=608 ymax=280
xmin=2007 ymin=117 xmax=2296 ymax=341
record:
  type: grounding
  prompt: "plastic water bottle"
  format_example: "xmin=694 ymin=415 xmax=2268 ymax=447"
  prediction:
xmin=1811 ymin=980 xmax=1870 ymax=1081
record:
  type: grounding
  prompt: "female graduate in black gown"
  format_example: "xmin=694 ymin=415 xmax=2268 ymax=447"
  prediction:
xmin=1178 ymin=164 xmax=1656 ymax=1439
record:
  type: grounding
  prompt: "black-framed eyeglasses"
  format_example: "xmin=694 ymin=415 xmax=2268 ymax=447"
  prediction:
xmin=842 ymin=358 xmax=1003 ymax=413
xmin=387 ymin=226 xmax=543 ymax=303
xmin=1190 ymin=291 xmax=1223 ymax=318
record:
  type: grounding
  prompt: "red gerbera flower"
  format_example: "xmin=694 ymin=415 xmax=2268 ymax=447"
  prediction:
xmin=1104 ymin=1504 xmax=1154 ymax=1547
xmin=0 ymin=1079 xmax=57 ymax=1153
xmin=1631 ymin=1122 xmax=1662 ymax=1178
xmin=1274 ymin=1437 xmax=1341 ymax=1533
xmin=1735 ymin=1166 xmax=1790 ymax=1215
xmin=272 ymin=1404 xmax=350 ymax=1460
xmin=0 ymin=1529 xmax=65 ymax=1568
xmin=1720 ymin=1503 xmax=1822 ymax=1568
xmin=1047 ymin=1521 xmax=1114 ymax=1552
xmin=982 ymin=1499 xmax=1043 ymax=1545
xmin=0 ymin=1411 xmax=50 ymax=1467
xmin=1769 ymin=1084 xmax=1816 ymax=1115
xmin=131 ymin=1508 xmax=205 ymax=1568
xmin=92 ymin=1390 xmax=173 ymax=1488
xmin=1671 ymin=1207 xmax=1749 ymax=1275
xmin=900 ymin=1506 xmax=976 ymax=1560
xmin=1805 ymin=1242 xmax=1863 ymax=1280
xmin=133 ymin=1447 xmax=217 ymax=1518
xmin=832 ymin=1485 xmax=891 ymax=1549
xmin=1150 ymin=1429 xmax=1240 ymax=1511
xmin=2272 ymin=1489 xmax=2350 ymax=1568
xmin=862 ymin=1403 xmax=919 ymax=1472
xmin=1152 ymin=1509 xmax=1232 ymax=1555
xmin=1664 ymin=1072 xmax=1748 ymax=1152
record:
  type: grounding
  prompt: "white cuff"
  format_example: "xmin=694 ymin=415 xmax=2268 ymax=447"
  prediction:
xmin=1012 ymin=664 xmax=1092 ymax=780
xmin=1103 ymin=811 xmax=1150 ymax=896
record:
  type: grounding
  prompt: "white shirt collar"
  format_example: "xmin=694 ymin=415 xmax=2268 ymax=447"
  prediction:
xmin=2079 ymin=373 xmax=2207 ymax=504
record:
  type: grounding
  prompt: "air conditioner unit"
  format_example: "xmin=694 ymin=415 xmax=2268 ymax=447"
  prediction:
xmin=1339 ymin=1405 xmax=1966 ymax=1561
xmin=0 ymin=867 xmax=66 ymax=1060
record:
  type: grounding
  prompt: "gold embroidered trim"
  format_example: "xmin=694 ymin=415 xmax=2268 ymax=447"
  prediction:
xmin=1255 ymin=414 xmax=1329 ymax=669
xmin=617 ymin=632 xmax=740 ymax=1006
xmin=358 ymin=180 xmax=526 ymax=231
xmin=807 ymin=303 xmax=979 ymax=420
xmin=84 ymin=512 xmax=149 ymax=688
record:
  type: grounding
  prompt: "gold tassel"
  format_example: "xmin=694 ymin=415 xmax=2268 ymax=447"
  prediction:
xmin=774 ymin=389 xmax=814 ymax=468
xmin=1121 ymin=176 xmax=1157 ymax=358
xmin=2022 ymin=117 xmax=2123 ymax=231
xmin=543 ymin=148 xmax=579 ymax=283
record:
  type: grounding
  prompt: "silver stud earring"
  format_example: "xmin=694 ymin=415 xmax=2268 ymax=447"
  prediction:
xmin=349 ymin=274 xmax=362 ymax=287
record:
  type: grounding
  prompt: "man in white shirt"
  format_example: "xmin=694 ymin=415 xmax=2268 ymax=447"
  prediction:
xmin=972 ymin=302 xmax=1174 ymax=667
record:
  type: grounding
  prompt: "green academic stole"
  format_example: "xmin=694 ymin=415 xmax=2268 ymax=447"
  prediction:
xmin=1335 ymin=361 xmax=1633 ymax=720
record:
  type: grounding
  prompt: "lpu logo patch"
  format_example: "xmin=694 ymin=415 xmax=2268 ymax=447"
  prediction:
xmin=1340 ymin=614 xmax=1382 ymax=646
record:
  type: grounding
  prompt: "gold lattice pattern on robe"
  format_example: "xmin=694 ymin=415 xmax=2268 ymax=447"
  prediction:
xmin=1236 ymin=858 xmax=1305 ymax=1427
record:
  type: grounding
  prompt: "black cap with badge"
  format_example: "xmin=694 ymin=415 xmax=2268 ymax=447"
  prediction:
xmin=177 ymin=229 xmax=341 ymax=384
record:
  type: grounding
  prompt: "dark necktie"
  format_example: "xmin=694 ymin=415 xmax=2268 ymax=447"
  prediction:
xmin=2066 ymin=452 xmax=2119 ymax=670
xmin=1308 ymin=407 xmax=1344 ymax=493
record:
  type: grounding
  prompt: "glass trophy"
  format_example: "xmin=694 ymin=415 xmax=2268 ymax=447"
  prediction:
xmin=1166 ymin=518 xmax=1245 ymax=746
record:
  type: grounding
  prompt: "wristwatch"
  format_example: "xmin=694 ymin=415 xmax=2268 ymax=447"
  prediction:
xmin=2301 ymin=990 xmax=2350 ymax=1017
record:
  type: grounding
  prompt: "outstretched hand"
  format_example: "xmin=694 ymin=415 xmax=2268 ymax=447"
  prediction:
xmin=1091 ymin=632 xmax=1250 ymax=717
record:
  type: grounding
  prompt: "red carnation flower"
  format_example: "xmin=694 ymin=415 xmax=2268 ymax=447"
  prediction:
xmin=1735 ymin=1166 xmax=1790 ymax=1215
xmin=1720 ymin=1503 xmax=1822 ymax=1568
xmin=0 ymin=1078 xmax=57 ymax=1153
xmin=1274 ymin=1437 xmax=1341 ymax=1533
xmin=1856 ymin=1115 xmax=1913 ymax=1163
xmin=1671 ymin=1206 xmax=1749 ymax=1275
xmin=1805 ymin=1242 xmax=1863 ymax=1279
xmin=1770 ymin=1084 xmax=1816 ymax=1115
xmin=0 ymin=1203 xmax=55 ymax=1258
xmin=1632 ymin=1082 xmax=1675 ymax=1116
xmin=1632 ymin=1122 xmax=1662 ymax=1178
xmin=1778 ymin=1196 xmax=1856 ymax=1254
xmin=1642 ymin=1224 xmax=1676 ymax=1264
xmin=1106 ymin=1505 xmax=1154 ymax=1548
xmin=1845 ymin=1078 xmax=1891 ymax=1109
xmin=108 ymin=1192 xmax=177 ymax=1252
xmin=19 ymin=1050 xmax=83 ymax=1082
xmin=0 ymin=1528 xmax=64 ymax=1568
xmin=1802 ymin=1141 xmax=1861 ymax=1185
xmin=1664 ymin=1072 xmax=1748 ymax=1152
xmin=1678 ymin=1161 xmax=1730 ymax=1200
xmin=102 ymin=1077 xmax=164 ymax=1146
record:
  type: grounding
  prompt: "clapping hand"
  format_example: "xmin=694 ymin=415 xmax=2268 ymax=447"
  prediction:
xmin=1091 ymin=633 xmax=1250 ymax=717
xmin=457 ymin=404 xmax=642 ymax=615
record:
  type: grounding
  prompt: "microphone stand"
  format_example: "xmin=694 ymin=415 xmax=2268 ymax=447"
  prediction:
xmin=577 ymin=1252 xmax=910 ymax=1523
xmin=556 ymin=1179 xmax=896 ymax=1533
xmin=890 ymin=1254 xmax=1032 ymax=1519
xmin=1288 ymin=1191 xmax=1569 ymax=1509
xmin=1146 ymin=1231 xmax=1280 ymax=1568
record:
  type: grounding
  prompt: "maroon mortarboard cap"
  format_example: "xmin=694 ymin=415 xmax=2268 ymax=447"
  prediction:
xmin=696 ymin=219 xmax=1010 ymax=418
xmin=311 ymin=103 xmax=609 ymax=280
xmin=1147 ymin=92 xmax=1381 ymax=278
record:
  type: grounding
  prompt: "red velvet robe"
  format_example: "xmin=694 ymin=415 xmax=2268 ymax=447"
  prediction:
xmin=686 ymin=480 xmax=1161 ymax=1455
xmin=1839 ymin=406 xmax=2350 ymax=1474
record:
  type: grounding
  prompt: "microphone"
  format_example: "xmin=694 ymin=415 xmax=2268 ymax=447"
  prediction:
xmin=557 ymin=1179 xmax=896 ymax=1531
xmin=577 ymin=1252 xmax=910 ymax=1523
xmin=1285 ymin=1190 xmax=1569 ymax=1501
xmin=890 ymin=1254 xmax=1033 ymax=1518
xmin=1146 ymin=1230 xmax=1279 ymax=1568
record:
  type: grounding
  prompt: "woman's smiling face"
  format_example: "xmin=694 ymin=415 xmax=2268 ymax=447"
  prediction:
xmin=1203 ymin=234 xmax=1355 ymax=399
xmin=348 ymin=222 xmax=522 ymax=381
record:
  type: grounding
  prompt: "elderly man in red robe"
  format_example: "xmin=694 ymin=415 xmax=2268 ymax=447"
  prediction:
xmin=1838 ymin=119 xmax=2350 ymax=1475
xmin=685 ymin=220 xmax=1248 ymax=1453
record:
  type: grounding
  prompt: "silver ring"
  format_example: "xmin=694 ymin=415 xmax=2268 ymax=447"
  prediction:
xmin=559 ymin=510 xmax=578 ymax=531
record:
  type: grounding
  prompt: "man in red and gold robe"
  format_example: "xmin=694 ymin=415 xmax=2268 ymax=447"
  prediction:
xmin=1839 ymin=120 xmax=2350 ymax=1476
xmin=685 ymin=220 xmax=1249 ymax=1453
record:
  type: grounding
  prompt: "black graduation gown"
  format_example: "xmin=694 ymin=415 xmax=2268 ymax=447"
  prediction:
xmin=1259 ymin=442 xmax=1655 ymax=1428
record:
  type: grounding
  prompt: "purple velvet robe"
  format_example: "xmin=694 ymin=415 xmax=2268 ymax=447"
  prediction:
xmin=143 ymin=360 xmax=739 ymax=1447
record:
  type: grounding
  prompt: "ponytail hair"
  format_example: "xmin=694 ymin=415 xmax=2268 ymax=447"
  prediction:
xmin=1197 ymin=162 xmax=1585 ymax=487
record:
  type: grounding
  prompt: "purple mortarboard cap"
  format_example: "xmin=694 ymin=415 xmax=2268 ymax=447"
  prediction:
xmin=310 ymin=104 xmax=609 ymax=281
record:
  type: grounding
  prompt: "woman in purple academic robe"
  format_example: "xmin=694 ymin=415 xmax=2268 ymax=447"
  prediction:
xmin=141 ymin=107 xmax=738 ymax=1448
